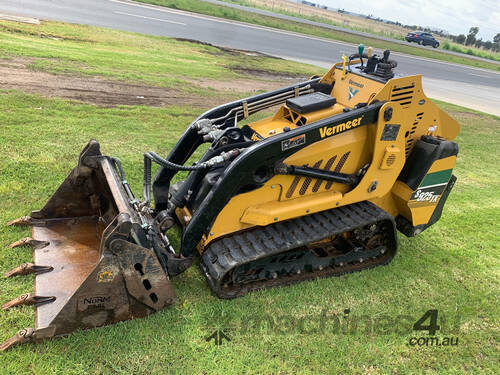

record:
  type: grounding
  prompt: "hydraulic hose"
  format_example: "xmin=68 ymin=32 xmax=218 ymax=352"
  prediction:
xmin=143 ymin=149 xmax=241 ymax=208
xmin=145 ymin=151 xmax=211 ymax=171
xmin=111 ymin=157 xmax=137 ymax=205
xmin=142 ymin=151 xmax=210 ymax=208
xmin=143 ymin=155 xmax=152 ymax=207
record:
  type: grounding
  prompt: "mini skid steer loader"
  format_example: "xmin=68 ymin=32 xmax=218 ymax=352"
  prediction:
xmin=2 ymin=48 xmax=459 ymax=350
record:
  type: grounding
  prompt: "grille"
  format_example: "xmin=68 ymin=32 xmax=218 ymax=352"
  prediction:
xmin=391 ymin=84 xmax=415 ymax=108
xmin=285 ymin=152 xmax=350 ymax=198
xmin=286 ymin=171 xmax=304 ymax=198
xmin=312 ymin=155 xmax=337 ymax=192
xmin=386 ymin=154 xmax=396 ymax=166
xmin=299 ymin=160 xmax=322 ymax=195
xmin=325 ymin=151 xmax=350 ymax=189
xmin=405 ymin=112 xmax=424 ymax=157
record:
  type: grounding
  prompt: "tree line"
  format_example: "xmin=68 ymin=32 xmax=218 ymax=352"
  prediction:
xmin=448 ymin=28 xmax=499 ymax=52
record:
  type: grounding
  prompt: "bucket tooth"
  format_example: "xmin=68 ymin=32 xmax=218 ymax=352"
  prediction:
xmin=4 ymin=263 xmax=53 ymax=278
xmin=6 ymin=216 xmax=33 ymax=227
xmin=0 ymin=328 xmax=35 ymax=351
xmin=2 ymin=293 xmax=55 ymax=310
xmin=7 ymin=237 xmax=49 ymax=249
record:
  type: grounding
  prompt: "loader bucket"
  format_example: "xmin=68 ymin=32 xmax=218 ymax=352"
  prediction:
xmin=1 ymin=140 xmax=176 ymax=351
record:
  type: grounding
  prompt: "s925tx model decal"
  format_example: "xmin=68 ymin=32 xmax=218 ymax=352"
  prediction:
xmin=409 ymin=169 xmax=453 ymax=206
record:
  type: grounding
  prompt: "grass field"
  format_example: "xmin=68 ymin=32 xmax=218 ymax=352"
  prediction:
xmin=136 ymin=0 xmax=500 ymax=71
xmin=223 ymin=0 xmax=415 ymax=39
xmin=0 ymin=20 xmax=499 ymax=374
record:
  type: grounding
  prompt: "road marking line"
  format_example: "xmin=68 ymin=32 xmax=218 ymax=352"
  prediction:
xmin=468 ymin=73 xmax=490 ymax=78
xmin=108 ymin=0 xmax=364 ymax=47
xmin=108 ymin=0 xmax=500 ymax=76
xmin=114 ymin=11 xmax=186 ymax=26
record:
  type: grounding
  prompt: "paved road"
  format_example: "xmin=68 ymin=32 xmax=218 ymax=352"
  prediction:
xmin=203 ymin=0 xmax=499 ymax=65
xmin=1 ymin=0 xmax=499 ymax=115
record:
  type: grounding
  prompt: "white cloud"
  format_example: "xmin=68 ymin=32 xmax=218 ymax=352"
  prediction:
xmin=313 ymin=0 xmax=499 ymax=40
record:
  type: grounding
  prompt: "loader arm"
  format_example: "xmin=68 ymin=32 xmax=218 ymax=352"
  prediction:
xmin=153 ymin=78 xmax=321 ymax=210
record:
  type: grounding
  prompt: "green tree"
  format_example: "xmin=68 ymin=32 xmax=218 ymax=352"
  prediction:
xmin=492 ymin=34 xmax=500 ymax=52
xmin=465 ymin=27 xmax=479 ymax=46
xmin=456 ymin=34 xmax=466 ymax=44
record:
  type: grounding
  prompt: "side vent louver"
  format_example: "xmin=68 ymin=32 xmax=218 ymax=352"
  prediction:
xmin=285 ymin=152 xmax=351 ymax=198
xmin=286 ymin=165 xmax=306 ymax=198
xmin=405 ymin=112 xmax=424 ymax=157
xmin=391 ymin=84 xmax=415 ymax=108
xmin=299 ymin=160 xmax=322 ymax=195
xmin=312 ymin=155 xmax=337 ymax=192
xmin=325 ymin=152 xmax=350 ymax=190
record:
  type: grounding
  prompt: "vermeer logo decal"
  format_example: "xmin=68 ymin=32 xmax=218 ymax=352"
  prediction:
xmin=349 ymin=79 xmax=364 ymax=88
xmin=319 ymin=116 xmax=363 ymax=138
xmin=282 ymin=134 xmax=306 ymax=151
xmin=348 ymin=86 xmax=360 ymax=100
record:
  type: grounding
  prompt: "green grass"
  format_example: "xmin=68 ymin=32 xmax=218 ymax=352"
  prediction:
xmin=441 ymin=41 xmax=500 ymax=62
xmin=136 ymin=0 xmax=500 ymax=71
xmin=0 ymin=20 xmax=499 ymax=375
xmin=0 ymin=20 xmax=319 ymax=91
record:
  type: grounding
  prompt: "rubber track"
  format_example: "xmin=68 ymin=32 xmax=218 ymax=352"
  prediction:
xmin=201 ymin=201 xmax=397 ymax=299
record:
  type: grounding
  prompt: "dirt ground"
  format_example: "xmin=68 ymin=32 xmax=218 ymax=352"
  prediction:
xmin=0 ymin=57 xmax=303 ymax=108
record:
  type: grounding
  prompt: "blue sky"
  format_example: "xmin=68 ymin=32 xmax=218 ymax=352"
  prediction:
xmin=310 ymin=0 xmax=499 ymax=40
